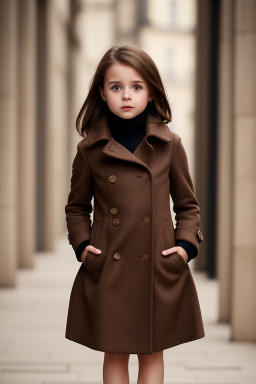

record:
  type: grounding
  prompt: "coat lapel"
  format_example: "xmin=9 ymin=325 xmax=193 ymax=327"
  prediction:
xmin=84 ymin=112 xmax=172 ymax=170
xmin=103 ymin=136 xmax=153 ymax=170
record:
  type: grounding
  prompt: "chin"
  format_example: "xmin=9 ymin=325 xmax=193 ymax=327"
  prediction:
xmin=118 ymin=112 xmax=135 ymax=119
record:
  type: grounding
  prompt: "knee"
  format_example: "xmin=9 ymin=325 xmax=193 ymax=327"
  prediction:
xmin=104 ymin=352 xmax=130 ymax=363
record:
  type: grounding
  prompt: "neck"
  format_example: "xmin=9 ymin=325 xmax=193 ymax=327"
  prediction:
xmin=107 ymin=107 xmax=147 ymax=137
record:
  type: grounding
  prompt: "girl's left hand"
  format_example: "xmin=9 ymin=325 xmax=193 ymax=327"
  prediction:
xmin=162 ymin=246 xmax=189 ymax=264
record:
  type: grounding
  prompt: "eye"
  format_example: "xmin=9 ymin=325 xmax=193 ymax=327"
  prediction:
xmin=111 ymin=85 xmax=120 ymax=91
xmin=133 ymin=85 xmax=142 ymax=91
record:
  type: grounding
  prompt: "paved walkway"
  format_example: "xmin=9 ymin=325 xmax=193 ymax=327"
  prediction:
xmin=0 ymin=236 xmax=255 ymax=384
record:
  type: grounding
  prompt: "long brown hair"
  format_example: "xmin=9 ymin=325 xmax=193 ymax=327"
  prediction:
xmin=76 ymin=45 xmax=172 ymax=137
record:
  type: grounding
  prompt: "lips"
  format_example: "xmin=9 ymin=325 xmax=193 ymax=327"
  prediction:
xmin=121 ymin=106 xmax=133 ymax=110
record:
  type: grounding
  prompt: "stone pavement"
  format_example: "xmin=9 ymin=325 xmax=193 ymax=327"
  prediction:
xmin=0 ymin=236 xmax=255 ymax=384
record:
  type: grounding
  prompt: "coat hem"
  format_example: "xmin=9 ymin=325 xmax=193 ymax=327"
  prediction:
xmin=65 ymin=333 xmax=205 ymax=355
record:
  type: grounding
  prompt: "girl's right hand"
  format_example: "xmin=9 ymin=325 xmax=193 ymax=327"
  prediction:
xmin=81 ymin=245 xmax=101 ymax=263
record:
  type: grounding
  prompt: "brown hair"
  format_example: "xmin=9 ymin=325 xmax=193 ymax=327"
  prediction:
xmin=76 ymin=45 xmax=172 ymax=136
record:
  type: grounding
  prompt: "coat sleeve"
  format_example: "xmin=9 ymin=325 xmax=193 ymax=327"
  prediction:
xmin=169 ymin=133 xmax=203 ymax=253
xmin=65 ymin=140 xmax=93 ymax=254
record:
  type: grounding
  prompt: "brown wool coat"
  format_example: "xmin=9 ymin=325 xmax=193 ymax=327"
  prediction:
xmin=65 ymin=112 xmax=205 ymax=354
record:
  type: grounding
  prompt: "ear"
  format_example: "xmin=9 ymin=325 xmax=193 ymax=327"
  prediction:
xmin=98 ymin=86 xmax=107 ymax=101
xmin=148 ymin=95 xmax=154 ymax=102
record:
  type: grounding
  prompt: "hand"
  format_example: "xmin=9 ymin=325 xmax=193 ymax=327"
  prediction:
xmin=81 ymin=245 xmax=101 ymax=263
xmin=162 ymin=246 xmax=189 ymax=264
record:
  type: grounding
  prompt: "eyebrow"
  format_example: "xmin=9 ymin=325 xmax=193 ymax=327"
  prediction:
xmin=108 ymin=80 xmax=145 ymax=85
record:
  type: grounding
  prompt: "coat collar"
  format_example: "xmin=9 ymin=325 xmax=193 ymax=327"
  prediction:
xmin=83 ymin=112 xmax=172 ymax=148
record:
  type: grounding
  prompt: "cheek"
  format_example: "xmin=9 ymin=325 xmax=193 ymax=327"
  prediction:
xmin=137 ymin=92 xmax=150 ymax=104
xmin=105 ymin=93 xmax=119 ymax=105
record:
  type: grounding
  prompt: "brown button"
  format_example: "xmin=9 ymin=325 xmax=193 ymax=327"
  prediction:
xmin=111 ymin=207 xmax=118 ymax=215
xmin=113 ymin=218 xmax=120 ymax=226
xmin=142 ymin=173 xmax=149 ymax=180
xmin=197 ymin=230 xmax=204 ymax=242
xmin=143 ymin=216 xmax=151 ymax=224
xmin=113 ymin=252 xmax=120 ymax=260
xmin=142 ymin=253 xmax=150 ymax=260
xmin=109 ymin=175 xmax=117 ymax=183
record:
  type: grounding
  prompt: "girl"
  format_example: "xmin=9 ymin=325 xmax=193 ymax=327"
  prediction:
xmin=65 ymin=45 xmax=205 ymax=384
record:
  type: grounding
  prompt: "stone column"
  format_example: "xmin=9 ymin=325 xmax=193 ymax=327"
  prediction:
xmin=194 ymin=0 xmax=211 ymax=271
xmin=37 ymin=0 xmax=70 ymax=250
xmin=44 ymin=0 xmax=69 ymax=247
xmin=17 ymin=0 xmax=37 ymax=268
xmin=0 ymin=0 xmax=18 ymax=286
xmin=231 ymin=0 xmax=256 ymax=340
xmin=217 ymin=0 xmax=234 ymax=322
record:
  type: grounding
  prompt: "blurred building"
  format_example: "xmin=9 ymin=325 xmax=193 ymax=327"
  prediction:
xmin=0 ymin=0 xmax=255 ymax=342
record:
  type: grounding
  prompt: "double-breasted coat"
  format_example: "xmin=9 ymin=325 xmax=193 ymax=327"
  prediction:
xmin=65 ymin=111 xmax=205 ymax=354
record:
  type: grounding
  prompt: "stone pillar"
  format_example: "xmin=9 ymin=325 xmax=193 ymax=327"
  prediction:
xmin=17 ymin=0 xmax=37 ymax=268
xmin=231 ymin=0 xmax=256 ymax=340
xmin=194 ymin=0 xmax=211 ymax=271
xmin=217 ymin=0 xmax=234 ymax=322
xmin=47 ymin=1 xmax=70 ymax=240
xmin=37 ymin=0 xmax=70 ymax=250
xmin=0 ymin=0 xmax=18 ymax=286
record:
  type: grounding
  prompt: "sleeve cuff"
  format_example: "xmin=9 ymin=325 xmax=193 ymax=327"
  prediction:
xmin=175 ymin=239 xmax=198 ymax=262
xmin=75 ymin=239 xmax=90 ymax=262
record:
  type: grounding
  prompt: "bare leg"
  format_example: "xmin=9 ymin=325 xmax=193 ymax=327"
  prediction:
xmin=103 ymin=352 xmax=130 ymax=384
xmin=137 ymin=350 xmax=164 ymax=384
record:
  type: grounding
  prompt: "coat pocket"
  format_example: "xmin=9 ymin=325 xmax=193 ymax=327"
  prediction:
xmin=162 ymin=220 xmax=187 ymax=274
xmin=162 ymin=220 xmax=175 ymax=249
xmin=83 ymin=220 xmax=105 ymax=275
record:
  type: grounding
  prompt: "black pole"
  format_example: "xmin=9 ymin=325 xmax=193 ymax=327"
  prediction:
xmin=207 ymin=0 xmax=220 ymax=278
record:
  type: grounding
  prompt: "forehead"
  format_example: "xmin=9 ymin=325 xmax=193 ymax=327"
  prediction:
xmin=104 ymin=63 xmax=143 ymax=82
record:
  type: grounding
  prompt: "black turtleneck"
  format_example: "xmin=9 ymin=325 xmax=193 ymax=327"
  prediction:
xmin=75 ymin=107 xmax=198 ymax=263
xmin=106 ymin=108 xmax=147 ymax=153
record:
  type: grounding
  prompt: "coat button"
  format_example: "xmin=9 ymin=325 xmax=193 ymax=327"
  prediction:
xmin=142 ymin=253 xmax=150 ymax=260
xmin=109 ymin=175 xmax=117 ymax=183
xmin=142 ymin=173 xmax=149 ymax=180
xmin=143 ymin=216 xmax=151 ymax=224
xmin=113 ymin=218 xmax=120 ymax=226
xmin=111 ymin=207 xmax=118 ymax=215
xmin=113 ymin=252 xmax=120 ymax=260
xmin=197 ymin=230 xmax=204 ymax=242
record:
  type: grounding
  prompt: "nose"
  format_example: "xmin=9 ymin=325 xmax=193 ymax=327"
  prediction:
xmin=122 ymin=87 xmax=131 ymax=101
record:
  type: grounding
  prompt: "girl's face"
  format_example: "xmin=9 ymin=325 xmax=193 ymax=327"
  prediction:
xmin=98 ymin=63 xmax=153 ymax=119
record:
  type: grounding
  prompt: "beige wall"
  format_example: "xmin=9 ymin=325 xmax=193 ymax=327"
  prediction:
xmin=0 ymin=0 xmax=18 ymax=286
